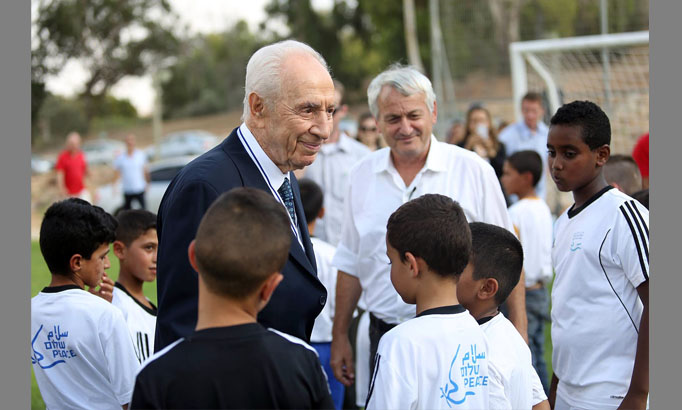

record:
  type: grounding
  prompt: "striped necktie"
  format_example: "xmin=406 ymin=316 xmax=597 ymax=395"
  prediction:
xmin=278 ymin=178 xmax=296 ymax=223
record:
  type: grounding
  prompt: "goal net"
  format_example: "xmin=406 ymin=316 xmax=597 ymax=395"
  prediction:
xmin=509 ymin=31 xmax=649 ymax=213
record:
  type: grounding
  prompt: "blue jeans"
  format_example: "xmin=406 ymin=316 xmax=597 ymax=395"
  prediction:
xmin=527 ymin=287 xmax=550 ymax=394
xmin=311 ymin=342 xmax=345 ymax=410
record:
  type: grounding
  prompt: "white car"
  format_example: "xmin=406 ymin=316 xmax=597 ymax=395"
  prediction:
xmin=95 ymin=155 xmax=197 ymax=215
xmin=147 ymin=130 xmax=220 ymax=160
xmin=82 ymin=139 xmax=126 ymax=165
xmin=31 ymin=154 xmax=54 ymax=175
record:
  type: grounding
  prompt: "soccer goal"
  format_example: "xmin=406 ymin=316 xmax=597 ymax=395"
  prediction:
xmin=509 ymin=31 xmax=649 ymax=213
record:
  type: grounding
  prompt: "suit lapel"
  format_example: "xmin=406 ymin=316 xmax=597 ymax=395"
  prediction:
xmin=223 ymin=128 xmax=317 ymax=276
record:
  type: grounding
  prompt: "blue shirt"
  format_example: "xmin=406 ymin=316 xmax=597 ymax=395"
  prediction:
xmin=498 ymin=121 xmax=550 ymax=200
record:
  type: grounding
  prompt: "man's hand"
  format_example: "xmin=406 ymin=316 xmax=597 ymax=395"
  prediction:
xmin=330 ymin=334 xmax=355 ymax=386
xmin=330 ymin=271 xmax=363 ymax=387
xmin=88 ymin=272 xmax=114 ymax=302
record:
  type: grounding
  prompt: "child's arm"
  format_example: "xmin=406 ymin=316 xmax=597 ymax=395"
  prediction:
xmin=618 ymin=280 xmax=649 ymax=410
xmin=548 ymin=373 xmax=558 ymax=409
xmin=533 ymin=400 xmax=550 ymax=410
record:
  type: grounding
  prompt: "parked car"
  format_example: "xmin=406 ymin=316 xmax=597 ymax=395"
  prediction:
xmin=147 ymin=130 xmax=220 ymax=160
xmin=82 ymin=138 xmax=126 ymax=165
xmin=31 ymin=154 xmax=54 ymax=175
xmin=95 ymin=155 xmax=197 ymax=215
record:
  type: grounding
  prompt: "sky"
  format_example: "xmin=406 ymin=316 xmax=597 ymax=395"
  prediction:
xmin=39 ymin=0 xmax=334 ymax=116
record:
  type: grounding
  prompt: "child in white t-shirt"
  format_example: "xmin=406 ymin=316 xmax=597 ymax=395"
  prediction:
xmin=299 ymin=178 xmax=345 ymax=410
xmin=547 ymin=101 xmax=648 ymax=410
xmin=111 ymin=209 xmax=158 ymax=364
xmin=501 ymin=150 xmax=554 ymax=393
xmin=457 ymin=222 xmax=550 ymax=410
xmin=365 ymin=194 xmax=490 ymax=410
xmin=31 ymin=198 xmax=140 ymax=409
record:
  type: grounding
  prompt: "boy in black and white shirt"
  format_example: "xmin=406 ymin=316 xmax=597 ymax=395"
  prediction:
xmin=457 ymin=222 xmax=549 ymax=410
xmin=131 ymin=188 xmax=334 ymax=409
xmin=365 ymin=194 xmax=490 ymax=410
xmin=111 ymin=210 xmax=159 ymax=364
xmin=31 ymin=198 xmax=140 ymax=409
xmin=547 ymin=101 xmax=649 ymax=410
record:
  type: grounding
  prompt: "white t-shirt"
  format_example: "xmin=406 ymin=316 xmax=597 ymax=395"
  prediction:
xmin=480 ymin=313 xmax=547 ymax=409
xmin=305 ymin=133 xmax=372 ymax=246
xmin=310 ymin=237 xmax=338 ymax=343
xmin=365 ymin=305 xmax=490 ymax=410
xmin=551 ymin=186 xmax=649 ymax=409
xmin=112 ymin=283 xmax=158 ymax=364
xmin=31 ymin=285 xmax=140 ymax=409
xmin=113 ymin=149 xmax=148 ymax=194
xmin=508 ymin=196 xmax=554 ymax=286
xmin=333 ymin=136 xmax=514 ymax=324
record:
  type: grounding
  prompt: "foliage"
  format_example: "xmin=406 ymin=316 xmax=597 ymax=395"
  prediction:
xmin=32 ymin=0 xmax=180 ymax=124
xmin=161 ymin=21 xmax=266 ymax=118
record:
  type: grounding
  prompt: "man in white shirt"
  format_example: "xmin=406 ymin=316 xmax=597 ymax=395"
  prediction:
xmin=302 ymin=80 xmax=371 ymax=246
xmin=113 ymin=133 xmax=150 ymax=210
xmin=329 ymin=63 xmax=527 ymax=389
xmin=498 ymin=92 xmax=550 ymax=201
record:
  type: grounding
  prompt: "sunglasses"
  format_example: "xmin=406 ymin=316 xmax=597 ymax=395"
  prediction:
xmin=359 ymin=126 xmax=377 ymax=132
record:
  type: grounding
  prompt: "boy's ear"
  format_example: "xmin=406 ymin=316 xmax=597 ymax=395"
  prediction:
xmin=404 ymin=252 xmax=421 ymax=278
xmin=187 ymin=240 xmax=199 ymax=273
xmin=69 ymin=254 xmax=83 ymax=273
xmin=478 ymin=278 xmax=499 ymax=301
xmin=595 ymin=144 xmax=611 ymax=167
xmin=317 ymin=206 xmax=325 ymax=220
xmin=112 ymin=240 xmax=126 ymax=259
xmin=522 ymin=171 xmax=534 ymax=186
xmin=259 ymin=272 xmax=284 ymax=309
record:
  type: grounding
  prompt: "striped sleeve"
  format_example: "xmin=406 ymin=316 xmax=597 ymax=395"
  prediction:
xmin=617 ymin=199 xmax=650 ymax=285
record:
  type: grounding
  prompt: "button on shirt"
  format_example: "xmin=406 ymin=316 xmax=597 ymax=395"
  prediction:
xmin=237 ymin=123 xmax=304 ymax=249
xmin=498 ymin=121 xmax=550 ymax=200
xmin=332 ymin=135 xmax=514 ymax=324
xmin=304 ymin=133 xmax=371 ymax=246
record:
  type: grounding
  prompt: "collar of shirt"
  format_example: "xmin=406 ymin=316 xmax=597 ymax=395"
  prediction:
xmin=372 ymin=134 xmax=448 ymax=174
xmin=238 ymin=123 xmax=290 ymax=191
xmin=516 ymin=121 xmax=549 ymax=139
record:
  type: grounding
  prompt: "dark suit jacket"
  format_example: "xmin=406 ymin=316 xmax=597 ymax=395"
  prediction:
xmin=154 ymin=127 xmax=327 ymax=352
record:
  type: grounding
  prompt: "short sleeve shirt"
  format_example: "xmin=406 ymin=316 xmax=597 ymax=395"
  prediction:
xmin=551 ymin=186 xmax=649 ymax=408
xmin=55 ymin=150 xmax=87 ymax=194
xmin=113 ymin=149 xmax=148 ymax=193
xmin=31 ymin=285 xmax=140 ymax=409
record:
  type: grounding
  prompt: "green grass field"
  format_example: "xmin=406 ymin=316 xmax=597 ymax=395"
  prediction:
xmin=31 ymin=241 xmax=157 ymax=410
xmin=30 ymin=240 xmax=553 ymax=409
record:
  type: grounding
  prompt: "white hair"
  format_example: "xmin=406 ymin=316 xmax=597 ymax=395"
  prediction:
xmin=367 ymin=63 xmax=436 ymax=119
xmin=241 ymin=40 xmax=329 ymax=121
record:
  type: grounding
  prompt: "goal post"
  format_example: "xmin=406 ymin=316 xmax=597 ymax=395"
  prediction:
xmin=509 ymin=31 xmax=649 ymax=213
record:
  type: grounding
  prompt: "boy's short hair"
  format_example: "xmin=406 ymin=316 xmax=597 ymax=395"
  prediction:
xmin=39 ymin=198 xmax=117 ymax=276
xmin=386 ymin=194 xmax=471 ymax=278
xmin=603 ymin=154 xmax=642 ymax=195
xmin=522 ymin=91 xmax=543 ymax=104
xmin=358 ymin=111 xmax=374 ymax=123
xmin=469 ymin=222 xmax=523 ymax=306
xmin=194 ymin=187 xmax=292 ymax=299
xmin=550 ymin=100 xmax=611 ymax=149
xmin=298 ymin=178 xmax=324 ymax=223
xmin=115 ymin=209 xmax=157 ymax=246
xmin=507 ymin=150 xmax=544 ymax=187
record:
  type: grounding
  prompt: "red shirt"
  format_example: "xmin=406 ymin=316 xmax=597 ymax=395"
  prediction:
xmin=55 ymin=150 xmax=87 ymax=194
xmin=632 ymin=132 xmax=649 ymax=178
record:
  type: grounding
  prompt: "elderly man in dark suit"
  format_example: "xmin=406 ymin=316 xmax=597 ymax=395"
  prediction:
xmin=154 ymin=40 xmax=336 ymax=351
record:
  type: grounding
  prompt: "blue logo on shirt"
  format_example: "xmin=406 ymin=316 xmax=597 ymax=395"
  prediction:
xmin=439 ymin=344 xmax=487 ymax=407
xmin=570 ymin=231 xmax=584 ymax=252
xmin=31 ymin=324 xmax=77 ymax=369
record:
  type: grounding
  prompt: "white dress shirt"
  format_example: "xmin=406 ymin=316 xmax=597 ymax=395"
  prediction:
xmin=237 ymin=123 xmax=303 ymax=248
xmin=332 ymin=135 xmax=514 ymax=324
xmin=498 ymin=120 xmax=550 ymax=200
xmin=304 ymin=132 xmax=371 ymax=246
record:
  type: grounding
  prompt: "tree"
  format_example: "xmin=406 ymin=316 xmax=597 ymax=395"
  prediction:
xmin=32 ymin=0 xmax=180 ymax=125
